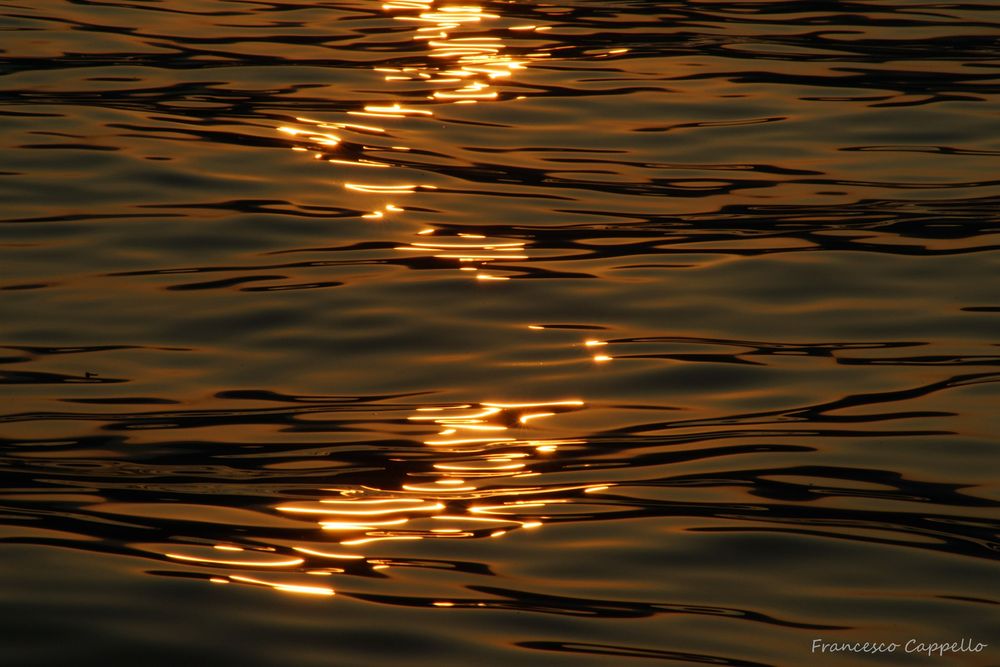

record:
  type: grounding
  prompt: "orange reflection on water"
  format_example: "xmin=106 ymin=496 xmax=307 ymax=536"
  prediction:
xmin=271 ymin=401 xmax=589 ymax=552
xmin=276 ymin=499 xmax=444 ymax=515
xmin=216 ymin=3 xmax=569 ymax=588
xmin=345 ymin=183 xmax=422 ymax=194
xmin=153 ymin=399 xmax=603 ymax=600
xmin=385 ymin=0 xmax=541 ymax=108
xmin=271 ymin=0 xmax=549 ymax=283
xmin=351 ymin=104 xmax=434 ymax=118
xmin=228 ymin=575 xmax=335 ymax=597
xmin=484 ymin=400 xmax=584 ymax=409
xmin=165 ymin=548 xmax=304 ymax=568
xmin=394 ymin=233 xmax=528 ymax=280
xmin=277 ymin=126 xmax=340 ymax=147
xmin=292 ymin=547 xmax=365 ymax=560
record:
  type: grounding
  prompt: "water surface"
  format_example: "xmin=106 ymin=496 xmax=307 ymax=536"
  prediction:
xmin=1 ymin=0 xmax=999 ymax=665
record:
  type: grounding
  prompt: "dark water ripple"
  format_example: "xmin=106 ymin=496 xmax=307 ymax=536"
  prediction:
xmin=1 ymin=0 xmax=999 ymax=665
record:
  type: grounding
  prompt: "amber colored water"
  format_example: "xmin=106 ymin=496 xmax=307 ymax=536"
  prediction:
xmin=1 ymin=1 xmax=999 ymax=665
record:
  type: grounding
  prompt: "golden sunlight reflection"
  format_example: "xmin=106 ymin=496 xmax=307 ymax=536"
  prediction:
xmin=165 ymin=552 xmax=305 ymax=567
xmin=228 ymin=575 xmax=335 ymax=597
xmin=381 ymin=0 xmax=541 ymax=125
xmin=288 ymin=400 xmax=591 ymax=547
xmin=271 ymin=0 xmax=550 ymax=281
xmin=291 ymin=547 xmax=365 ymax=560
xmin=146 ymin=3 xmax=623 ymax=602
xmin=153 ymin=399 xmax=618 ymax=599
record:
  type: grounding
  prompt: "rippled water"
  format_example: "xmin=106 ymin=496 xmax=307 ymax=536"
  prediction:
xmin=2 ymin=0 xmax=999 ymax=665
